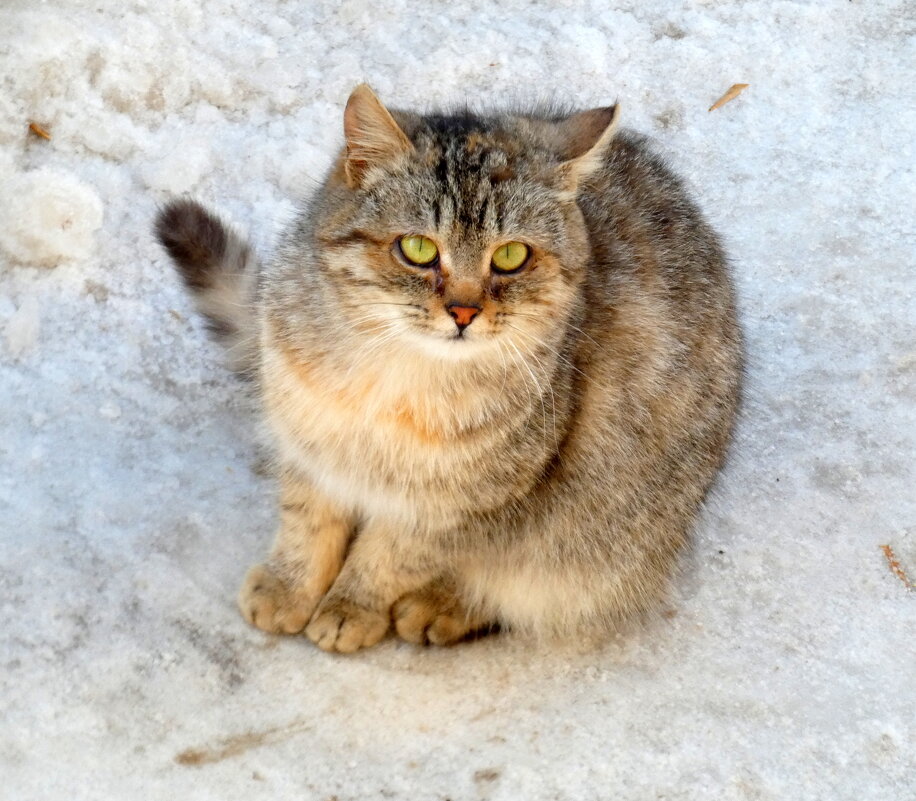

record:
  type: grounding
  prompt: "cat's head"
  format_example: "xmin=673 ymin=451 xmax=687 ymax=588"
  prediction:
xmin=310 ymin=84 xmax=619 ymax=361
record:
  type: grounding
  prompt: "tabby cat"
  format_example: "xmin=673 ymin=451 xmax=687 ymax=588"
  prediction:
xmin=155 ymin=84 xmax=742 ymax=653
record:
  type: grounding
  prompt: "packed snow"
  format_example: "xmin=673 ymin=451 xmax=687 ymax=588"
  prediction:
xmin=1 ymin=1 xmax=913 ymax=799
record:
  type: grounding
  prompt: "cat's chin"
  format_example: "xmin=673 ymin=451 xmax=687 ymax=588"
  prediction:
xmin=408 ymin=331 xmax=498 ymax=362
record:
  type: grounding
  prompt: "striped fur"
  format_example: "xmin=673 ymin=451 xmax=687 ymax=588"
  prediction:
xmin=156 ymin=85 xmax=742 ymax=652
xmin=154 ymin=199 xmax=259 ymax=375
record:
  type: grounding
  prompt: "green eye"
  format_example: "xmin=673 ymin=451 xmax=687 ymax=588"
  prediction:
xmin=399 ymin=235 xmax=439 ymax=266
xmin=491 ymin=241 xmax=529 ymax=273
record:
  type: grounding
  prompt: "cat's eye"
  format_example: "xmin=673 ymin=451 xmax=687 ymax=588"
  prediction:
xmin=491 ymin=241 xmax=529 ymax=274
xmin=398 ymin=235 xmax=439 ymax=266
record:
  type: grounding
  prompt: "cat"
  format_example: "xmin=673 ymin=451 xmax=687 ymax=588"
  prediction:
xmin=155 ymin=84 xmax=742 ymax=653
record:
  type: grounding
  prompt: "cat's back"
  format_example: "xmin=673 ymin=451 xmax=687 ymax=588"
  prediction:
xmin=580 ymin=131 xmax=736 ymax=316
xmin=575 ymin=131 xmax=740 ymax=362
xmin=556 ymin=130 xmax=742 ymax=497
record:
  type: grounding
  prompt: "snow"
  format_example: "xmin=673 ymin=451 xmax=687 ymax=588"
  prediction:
xmin=4 ymin=296 xmax=41 ymax=358
xmin=1 ymin=1 xmax=914 ymax=799
xmin=0 ymin=165 xmax=104 ymax=266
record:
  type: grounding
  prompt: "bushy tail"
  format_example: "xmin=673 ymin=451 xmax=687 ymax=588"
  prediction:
xmin=154 ymin=199 xmax=259 ymax=375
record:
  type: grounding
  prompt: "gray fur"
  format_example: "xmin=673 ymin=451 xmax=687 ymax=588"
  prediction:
xmin=156 ymin=85 xmax=742 ymax=650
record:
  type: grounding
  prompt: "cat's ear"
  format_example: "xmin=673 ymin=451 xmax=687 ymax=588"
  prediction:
xmin=554 ymin=104 xmax=620 ymax=196
xmin=343 ymin=84 xmax=414 ymax=188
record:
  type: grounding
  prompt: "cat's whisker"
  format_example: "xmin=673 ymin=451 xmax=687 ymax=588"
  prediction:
xmin=494 ymin=338 xmax=510 ymax=399
xmin=502 ymin=321 xmax=588 ymax=383
xmin=344 ymin=307 xmax=426 ymax=332
xmin=505 ymin=338 xmax=553 ymax=453
xmin=349 ymin=326 xmax=403 ymax=371
xmin=337 ymin=323 xmax=402 ymax=379
xmin=516 ymin=342 xmax=560 ymax=450
xmin=510 ymin=312 xmax=601 ymax=348
xmin=499 ymin=340 xmax=536 ymax=442
xmin=345 ymin=314 xmax=395 ymax=330
xmin=353 ymin=326 xmax=400 ymax=358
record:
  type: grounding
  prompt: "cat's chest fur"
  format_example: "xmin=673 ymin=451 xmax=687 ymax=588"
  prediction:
xmin=260 ymin=332 xmax=538 ymax=529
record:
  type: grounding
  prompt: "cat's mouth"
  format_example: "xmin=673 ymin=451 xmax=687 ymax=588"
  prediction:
xmin=448 ymin=327 xmax=488 ymax=344
xmin=410 ymin=326 xmax=494 ymax=361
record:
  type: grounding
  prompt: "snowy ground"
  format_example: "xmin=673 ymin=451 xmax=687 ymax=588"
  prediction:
xmin=1 ymin=1 xmax=914 ymax=799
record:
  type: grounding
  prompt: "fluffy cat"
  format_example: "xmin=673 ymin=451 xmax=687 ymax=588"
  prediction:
xmin=155 ymin=84 xmax=742 ymax=653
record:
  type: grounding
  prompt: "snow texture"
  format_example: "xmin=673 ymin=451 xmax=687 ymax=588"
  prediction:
xmin=0 ymin=162 xmax=104 ymax=266
xmin=1 ymin=1 xmax=914 ymax=799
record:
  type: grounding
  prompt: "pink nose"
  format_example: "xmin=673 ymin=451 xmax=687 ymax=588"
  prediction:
xmin=447 ymin=304 xmax=481 ymax=330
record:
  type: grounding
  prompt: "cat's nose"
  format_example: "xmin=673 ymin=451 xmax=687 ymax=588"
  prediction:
xmin=446 ymin=303 xmax=481 ymax=331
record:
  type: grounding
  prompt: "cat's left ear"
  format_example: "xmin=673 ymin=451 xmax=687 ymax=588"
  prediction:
xmin=554 ymin=104 xmax=621 ymax=196
xmin=343 ymin=84 xmax=414 ymax=188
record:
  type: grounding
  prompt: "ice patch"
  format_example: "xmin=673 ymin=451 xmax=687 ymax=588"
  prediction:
xmin=0 ymin=168 xmax=103 ymax=266
xmin=5 ymin=296 xmax=40 ymax=358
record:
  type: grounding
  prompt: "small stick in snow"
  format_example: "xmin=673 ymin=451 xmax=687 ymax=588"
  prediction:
xmin=28 ymin=121 xmax=52 ymax=140
xmin=880 ymin=544 xmax=914 ymax=591
xmin=708 ymin=84 xmax=749 ymax=112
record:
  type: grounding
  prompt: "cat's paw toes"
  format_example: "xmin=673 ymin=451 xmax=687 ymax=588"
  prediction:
xmin=393 ymin=589 xmax=492 ymax=646
xmin=305 ymin=598 xmax=389 ymax=654
xmin=237 ymin=564 xmax=315 ymax=635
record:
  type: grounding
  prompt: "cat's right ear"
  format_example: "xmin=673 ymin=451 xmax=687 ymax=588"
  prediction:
xmin=343 ymin=84 xmax=414 ymax=188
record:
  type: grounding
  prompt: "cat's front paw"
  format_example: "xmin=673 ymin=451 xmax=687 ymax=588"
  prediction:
xmin=305 ymin=597 xmax=389 ymax=654
xmin=393 ymin=586 xmax=494 ymax=646
xmin=237 ymin=564 xmax=317 ymax=635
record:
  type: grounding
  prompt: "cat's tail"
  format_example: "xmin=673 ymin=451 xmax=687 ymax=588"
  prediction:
xmin=154 ymin=199 xmax=259 ymax=376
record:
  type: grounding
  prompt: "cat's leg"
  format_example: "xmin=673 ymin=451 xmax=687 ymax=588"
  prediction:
xmin=305 ymin=520 xmax=437 ymax=653
xmin=392 ymin=578 xmax=497 ymax=646
xmin=238 ymin=469 xmax=351 ymax=635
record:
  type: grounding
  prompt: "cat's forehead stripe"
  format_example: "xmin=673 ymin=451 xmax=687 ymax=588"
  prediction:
xmin=428 ymin=132 xmax=505 ymax=241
